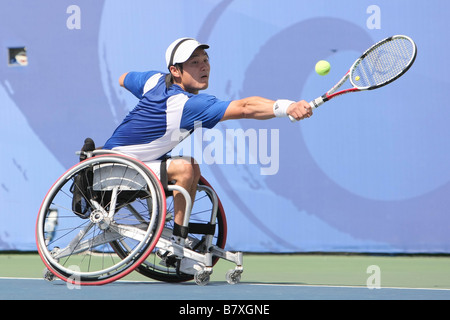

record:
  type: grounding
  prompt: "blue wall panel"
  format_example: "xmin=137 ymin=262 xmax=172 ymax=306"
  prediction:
xmin=1 ymin=0 xmax=449 ymax=252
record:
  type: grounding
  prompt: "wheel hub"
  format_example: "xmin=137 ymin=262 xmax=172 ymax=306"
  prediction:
xmin=90 ymin=209 xmax=110 ymax=229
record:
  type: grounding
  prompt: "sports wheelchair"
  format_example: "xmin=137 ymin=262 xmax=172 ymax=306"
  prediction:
xmin=35 ymin=140 xmax=243 ymax=286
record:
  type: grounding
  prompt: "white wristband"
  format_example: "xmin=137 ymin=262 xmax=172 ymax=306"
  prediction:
xmin=273 ymin=99 xmax=295 ymax=118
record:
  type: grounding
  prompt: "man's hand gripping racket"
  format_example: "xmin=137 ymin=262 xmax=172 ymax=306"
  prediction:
xmin=289 ymin=35 xmax=417 ymax=122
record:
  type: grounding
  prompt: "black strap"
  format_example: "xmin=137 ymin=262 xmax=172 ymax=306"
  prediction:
xmin=188 ymin=223 xmax=216 ymax=235
xmin=160 ymin=156 xmax=169 ymax=192
xmin=173 ymin=223 xmax=189 ymax=238
xmin=168 ymin=38 xmax=194 ymax=68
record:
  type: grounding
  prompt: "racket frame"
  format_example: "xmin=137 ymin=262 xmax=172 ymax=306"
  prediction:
xmin=307 ymin=35 xmax=417 ymax=111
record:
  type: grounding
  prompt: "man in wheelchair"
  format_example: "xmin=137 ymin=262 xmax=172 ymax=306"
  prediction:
xmin=102 ymin=38 xmax=313 ymax=273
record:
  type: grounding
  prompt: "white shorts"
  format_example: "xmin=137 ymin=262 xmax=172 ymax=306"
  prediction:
xmin=112 ymin=153 xmax=195 ymax=181
xmin=110 ymin=146 xmax=196 ymax=180
xmin=141 ymin=158 xmax=172 ymax=180
xmin=110 ymin=145 xmax=173 ymax=180
xmin=142 ymin=156 xmax=196 ymax=179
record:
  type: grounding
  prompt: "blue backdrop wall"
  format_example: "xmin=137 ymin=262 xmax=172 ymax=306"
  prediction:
xmin=1 ymin=0 xmax=449 ymax=252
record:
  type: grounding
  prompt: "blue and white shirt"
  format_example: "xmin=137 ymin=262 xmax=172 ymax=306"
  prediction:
xmin=104 ymin=71 xmax=230 ymax=161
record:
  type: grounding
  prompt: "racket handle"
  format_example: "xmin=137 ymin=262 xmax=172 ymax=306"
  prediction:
xmin=289 ymin=97 xmax=324 ymax=122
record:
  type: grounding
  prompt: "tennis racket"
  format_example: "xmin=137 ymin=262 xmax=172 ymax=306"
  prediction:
xmin=290 ymin=35 xmax=417 ymax=121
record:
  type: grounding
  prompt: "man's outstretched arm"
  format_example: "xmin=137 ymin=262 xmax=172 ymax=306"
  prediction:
xmin=222 ymin=97 xmax=312 ymax=121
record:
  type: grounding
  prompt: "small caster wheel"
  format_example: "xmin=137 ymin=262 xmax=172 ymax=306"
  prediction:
xmin=226 ymin=269 xmax=242 ymax=285
xmin=194 ymin=270 xmax=210 ymax=286
xmin=43 ymin=268 xmax=55 ymax=282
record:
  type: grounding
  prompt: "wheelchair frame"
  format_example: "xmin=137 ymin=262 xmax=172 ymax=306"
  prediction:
xmin=35 ymin=149 xmax=243 ymax=286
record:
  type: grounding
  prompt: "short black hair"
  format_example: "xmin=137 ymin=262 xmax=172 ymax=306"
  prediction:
xmin=174 ymin=63 xmax=184 ymax=73
xmin=165 ymin=63 xmax=184 ymax=88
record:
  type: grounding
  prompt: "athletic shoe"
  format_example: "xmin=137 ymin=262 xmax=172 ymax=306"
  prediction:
xmin=157 ymin=236 xmax=204 ymax=274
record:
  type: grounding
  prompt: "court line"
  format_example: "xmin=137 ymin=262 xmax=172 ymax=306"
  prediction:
xmin=0 ymin=277 xmax=43 ymax=281
xmin=248 ymin=282 xmax=450 ymax=292
xmin=2 ymin=277 xmax=450 ymax=292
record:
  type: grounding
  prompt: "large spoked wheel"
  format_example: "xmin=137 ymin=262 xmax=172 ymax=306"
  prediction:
xmin=36 ymin=154 xmax=166 ymax=285
xmin=111 ymin=176 xmax=227 ymax=283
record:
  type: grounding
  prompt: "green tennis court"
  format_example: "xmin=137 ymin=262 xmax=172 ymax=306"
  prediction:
xmin=2 ymin=253 xmax=449 ymax=289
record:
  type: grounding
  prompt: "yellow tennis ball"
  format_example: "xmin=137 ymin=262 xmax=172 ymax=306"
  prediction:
xmin=315 ymin=60 xmax=331 ymax=76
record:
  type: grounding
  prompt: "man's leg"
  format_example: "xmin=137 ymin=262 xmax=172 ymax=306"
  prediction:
xmin=161 ymin=157 xmax=206 ymax=274
xmin=166 ymin=157 xmax=200 ymax=241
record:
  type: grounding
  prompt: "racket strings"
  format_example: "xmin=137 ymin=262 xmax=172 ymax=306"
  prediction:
xmin=352 ymin=37 xmax=415 ymax=88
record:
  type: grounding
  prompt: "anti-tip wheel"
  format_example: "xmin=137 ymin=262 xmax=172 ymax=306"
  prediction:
xmin=194 ymin=270 xmax=211 ymax=286
xmin=43 ymin=268 xmax=56 ymax=282
xmin=225 ymin=269 xmax=242 ymax=285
